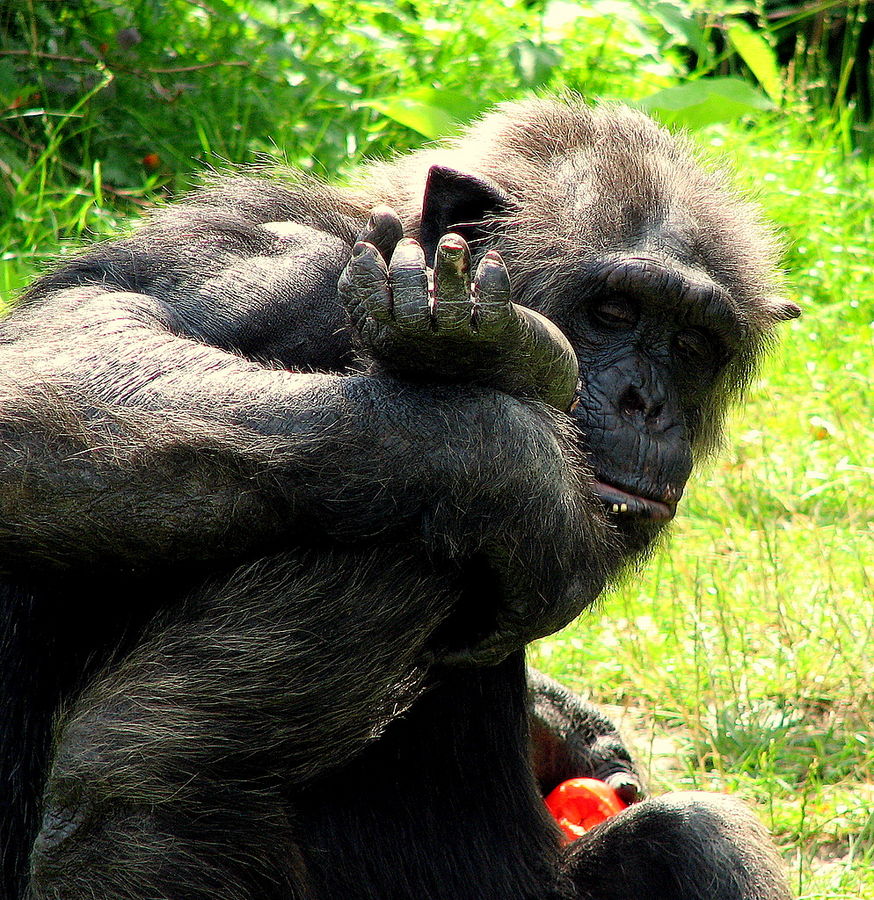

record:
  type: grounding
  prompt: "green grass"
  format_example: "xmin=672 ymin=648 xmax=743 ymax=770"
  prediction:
xmin=2 ymin=2 xmax=873 ymax=897
xmin=0 ymin=0 xmax=694 ymax=303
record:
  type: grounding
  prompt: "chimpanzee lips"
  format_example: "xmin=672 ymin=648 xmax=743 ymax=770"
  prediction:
xmin=592 ymin=481 xmax=677 ymax=522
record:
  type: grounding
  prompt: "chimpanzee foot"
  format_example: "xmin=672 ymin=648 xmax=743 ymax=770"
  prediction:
xmin=339 ymin=231 xmax=579 ymax=412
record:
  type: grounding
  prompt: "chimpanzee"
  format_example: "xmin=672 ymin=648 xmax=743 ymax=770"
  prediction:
xmin=0 ymin=97 xmax=799 ymax=899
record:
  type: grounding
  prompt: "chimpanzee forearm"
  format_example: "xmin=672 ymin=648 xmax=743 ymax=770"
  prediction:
xmin=0 ymin=287 xmax=602 ymax=654
xmin=43 ymin=545 xmax=455 ymax=795
xmin=30 ymin=545 xmax=462 ymax=898
xmin=19 ymin=180 xmax=361 ymax=373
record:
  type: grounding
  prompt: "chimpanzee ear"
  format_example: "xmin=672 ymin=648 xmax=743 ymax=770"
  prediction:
xmin=764 ymin=297 xmax=802 ymax=321
xmin=420 ymin=165 xmax=511 ymax=265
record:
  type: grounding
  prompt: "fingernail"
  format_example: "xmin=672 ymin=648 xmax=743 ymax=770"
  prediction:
xmin=438 ymin=233 xmax=466 ymax=255
xmin=390 ymin=239 xmax=425 ymax=265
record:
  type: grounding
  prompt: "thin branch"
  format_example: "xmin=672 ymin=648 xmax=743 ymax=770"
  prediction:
xmin=0 ymin=50 xmax=95 ymax=65
xmin=137 ymin=61 xmax=249 ymax=74
xmin=0 ymin=49 xmax=249 ymax=75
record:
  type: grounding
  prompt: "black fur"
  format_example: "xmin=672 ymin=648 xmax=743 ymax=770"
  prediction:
xmin=0 ymin=97 xmax=796 ymax=899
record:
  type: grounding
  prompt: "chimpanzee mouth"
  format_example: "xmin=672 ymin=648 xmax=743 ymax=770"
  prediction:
xmin=592 ymin=481 xmax=677 ymax=522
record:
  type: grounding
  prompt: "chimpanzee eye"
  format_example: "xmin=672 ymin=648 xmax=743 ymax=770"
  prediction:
xmin=591 ymin=298 xmax=638 ymax=329
xmin=675 ymin=328 xmax=715 ymax=364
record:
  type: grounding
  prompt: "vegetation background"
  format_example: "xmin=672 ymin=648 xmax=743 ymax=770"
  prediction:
xmin=1 ymin=1 xmax=871 ymax=896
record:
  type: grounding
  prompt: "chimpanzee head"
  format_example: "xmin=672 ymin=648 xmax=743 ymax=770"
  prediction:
xmin=388 ymin=100 xmax=799 ymax=558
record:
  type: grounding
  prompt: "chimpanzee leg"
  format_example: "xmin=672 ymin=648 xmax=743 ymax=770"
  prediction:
xmin=29 ymin=547 xmax=457 ymax=900
xmin=562 ymin=791 xmax=791 ymax=900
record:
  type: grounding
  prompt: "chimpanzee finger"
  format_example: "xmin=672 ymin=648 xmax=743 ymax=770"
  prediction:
xmin=388 ymin=239 xmax=431 ymax=333
xmin=606 ymin=772 xmax=646 ymax=806
xmin=337 ymin=242 xmax=392 ymax=334
xmin=471 ymin=250 xmax=511 ymax=332
xmin=432 ymin=233 xmax=472 ymax=332
xmin=357 ymin=205 xmax=404 ymax=262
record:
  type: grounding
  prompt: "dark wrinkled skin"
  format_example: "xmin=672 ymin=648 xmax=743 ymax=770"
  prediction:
xmin=0 ymin=98 xmax=797 ymax=900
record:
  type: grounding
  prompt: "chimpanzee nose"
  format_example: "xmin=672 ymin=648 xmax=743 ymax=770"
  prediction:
xmin=618 ymin=383 xmax=668 ymax=432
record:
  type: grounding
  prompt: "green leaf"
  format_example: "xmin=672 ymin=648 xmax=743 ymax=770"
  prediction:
xmin=637 ymin=77 xmax=774 ymax=129
xmin=359 ymin=88 xmax=488 ymax=139
xmin=725 ymin=20 xmax=783 ymax=104
xmin=509 ymin=40 xmax=562 ymax=88
xmin=646 ymin=2 xmax=711 ymax=61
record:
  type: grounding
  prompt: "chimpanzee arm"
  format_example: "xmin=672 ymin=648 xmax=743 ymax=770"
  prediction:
xmin=0 ymin=288 xmax=574 ymax=574
xmin=26 ymin=545 xmax=470 ymax=899
xmin=16 ymin=180 xmax=363 ymax=373
xmin=0 ymin=303 xmax=607 ymax=674
xmin=1 ymin=189 xmax=610 ymax=659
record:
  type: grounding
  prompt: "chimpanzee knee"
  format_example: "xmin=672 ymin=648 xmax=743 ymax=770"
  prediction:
xmin=564 ymin=791 xmax=791 ymax=900
xmin=30 ymin=702 xmax=304 ymax=900
xmin=30 ymin=715 xmax=139 ymax=898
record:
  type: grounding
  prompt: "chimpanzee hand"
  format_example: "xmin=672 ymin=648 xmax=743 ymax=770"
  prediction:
xmin=336 ymin=214 xmax=598 ymax=668
xmin=528 ymin=669 xmax=645 ymax=805
xmin=339 ymin=229 xmax=579 ymax=412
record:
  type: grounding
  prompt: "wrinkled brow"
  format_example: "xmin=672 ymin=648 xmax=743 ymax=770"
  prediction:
xmin=598 ymin=255 xmax=749 ymax=344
